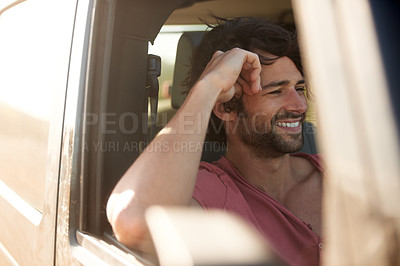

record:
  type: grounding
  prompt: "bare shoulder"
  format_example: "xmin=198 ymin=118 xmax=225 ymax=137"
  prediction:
xmin=290 ymin=155 xmax=322 ymax=185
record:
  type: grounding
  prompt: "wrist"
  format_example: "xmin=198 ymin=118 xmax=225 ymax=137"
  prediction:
xmin=187 ymin=79 xmax=221 ymax=110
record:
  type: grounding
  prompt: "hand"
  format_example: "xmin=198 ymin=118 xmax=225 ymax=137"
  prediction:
xmin=198 ymin=48 xmax=262 ymax=102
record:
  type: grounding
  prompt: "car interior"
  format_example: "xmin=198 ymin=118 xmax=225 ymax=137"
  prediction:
xmin=77 ymin=0 xmax=319 ymax=263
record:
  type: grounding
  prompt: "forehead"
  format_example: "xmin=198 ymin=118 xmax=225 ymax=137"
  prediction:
xmin=259 ymin=55 xmax=303 ymax=84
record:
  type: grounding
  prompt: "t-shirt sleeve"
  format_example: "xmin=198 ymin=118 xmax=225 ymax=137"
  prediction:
xmin=193 ymin=163 xmax=228 ymax=210
xmin=303 ymin=153 xmax=324 ymax=173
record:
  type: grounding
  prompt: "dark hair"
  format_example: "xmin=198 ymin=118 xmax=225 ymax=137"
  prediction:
xmin=186 ymin=16 xmax=302 ymax=144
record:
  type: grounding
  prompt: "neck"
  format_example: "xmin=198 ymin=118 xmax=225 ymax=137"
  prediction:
xmin=225 ymin=138 xmax=296 ymax=203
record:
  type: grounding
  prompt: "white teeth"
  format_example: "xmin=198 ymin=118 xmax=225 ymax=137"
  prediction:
xmin=276 ymin=121 xmax=300 ymax=128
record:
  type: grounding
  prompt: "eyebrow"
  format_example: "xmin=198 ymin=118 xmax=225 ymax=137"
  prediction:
xmin=262 ymin=79 xmax=305 ymax=90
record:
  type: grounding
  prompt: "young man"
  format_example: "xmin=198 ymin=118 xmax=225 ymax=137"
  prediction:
xmin=107 ymin=17 xmax=323 ymax=265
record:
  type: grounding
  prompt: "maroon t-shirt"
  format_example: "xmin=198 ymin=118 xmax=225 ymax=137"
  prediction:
xmin=193 ymin=153 xmax=323 ymax=266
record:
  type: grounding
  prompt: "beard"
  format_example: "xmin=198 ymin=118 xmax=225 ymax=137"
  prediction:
xmin=236 ymin=110 xmax=305 ymax=159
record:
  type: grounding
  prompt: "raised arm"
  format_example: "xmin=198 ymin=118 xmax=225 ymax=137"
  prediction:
xmin=106 ymin=48 xmax=262 ymax=250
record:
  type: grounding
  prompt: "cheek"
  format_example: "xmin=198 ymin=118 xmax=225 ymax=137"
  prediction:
xmin=254 ymin=115 xmax=271 ymax=128
xmin=242 ymin=100 xmax=275 ymax=129
xmin=242 ymin=94 xmax=276 ymax=116
xmin=244 ymin=112 xmax=275 ymax=134
xmin=300 ymin=94 xmax=308 ymax=105
xmin=241 ymin=94 xmax=254 ymax=111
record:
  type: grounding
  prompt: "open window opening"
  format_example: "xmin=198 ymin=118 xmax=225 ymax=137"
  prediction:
xmin=73 ymin=0 xmax=320 ymax=264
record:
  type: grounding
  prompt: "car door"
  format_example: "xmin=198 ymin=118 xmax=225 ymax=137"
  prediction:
xmin=0 ymin=0 xmax=77 ymax=264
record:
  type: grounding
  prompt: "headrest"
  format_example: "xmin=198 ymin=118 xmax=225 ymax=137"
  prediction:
xmin=171 ymin=32 xmax=205 ymax=109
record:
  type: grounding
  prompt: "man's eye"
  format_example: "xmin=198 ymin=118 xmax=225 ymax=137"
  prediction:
xmin=268 ymin=90 xmax=281 ymax=95
xmin=296 ymin=87 xmax=306 ymax=93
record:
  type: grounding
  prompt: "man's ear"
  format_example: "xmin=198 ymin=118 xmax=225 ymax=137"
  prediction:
xmin=212 ymin=102 xmax=236 ymax=122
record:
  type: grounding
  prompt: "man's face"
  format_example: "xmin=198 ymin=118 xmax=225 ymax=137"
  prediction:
xmin=235 ymin=55 xmax=307 ymax=158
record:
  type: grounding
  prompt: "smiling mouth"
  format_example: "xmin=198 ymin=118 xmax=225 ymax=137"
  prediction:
xmin=275 ymin=121 xmax=300 ymax=128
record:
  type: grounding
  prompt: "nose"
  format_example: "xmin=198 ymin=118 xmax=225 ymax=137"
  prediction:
xmin=283 ymin=88 xmax=308 ymax=114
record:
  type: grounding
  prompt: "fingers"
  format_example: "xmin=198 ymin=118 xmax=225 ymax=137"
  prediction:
xmin=211 ymin=50 xmax=224 ymax=60
xmin=231 ymin=49 xmax=261 ymax=96
xmin=234 ymin=82 xmax=243 ymax=98
xmin=251 ymin=74 xmax=262 ymax=95
xmin=243 ymin=50 xmax=262 ymax=94
xmin=200 ymin=48 xmax=261 ymax=103
xmin=217 ymin=86 xmax=236 ymax=103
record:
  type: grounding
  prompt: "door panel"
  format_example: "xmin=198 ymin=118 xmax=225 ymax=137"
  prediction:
xmin=0 ymin=0 xmax=77 ymax=264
